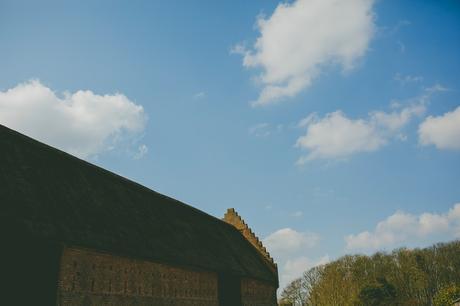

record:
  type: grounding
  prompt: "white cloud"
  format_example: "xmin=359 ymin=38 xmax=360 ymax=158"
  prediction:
xmin=370 ymin=103 xmax=426 ymax=131
xmin=345 ymin=203 xmax=460 ymax=252
xmin=0 ymin=80 xmax=147 ymax=159
xmin=296 ymin=111 xmax=384 ymax=163
xmin=419 ymin=106 xmax=460 ymax=150
xmin=295 ymin=92 xmax=431 ymax=164
xmin=264 ymin=228 xmax=319 ymax=254
xmin=234 ymin=0 xmax=375 ymax=106
xmin=263 ymin=227 xmax=326 ymax=291
xmin=295 ymin=103 xmax=425 ymax=163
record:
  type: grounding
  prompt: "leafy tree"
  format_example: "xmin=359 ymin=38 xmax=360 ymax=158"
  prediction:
xmin=280 ymin=240 xmax=460 ymax=306
xmin=433 ymin=284 xmax=460 ymax=306
xmin=358 ymin=277 xmax=397 ymax=305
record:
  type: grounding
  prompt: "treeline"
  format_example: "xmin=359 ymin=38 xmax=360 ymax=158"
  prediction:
xmin=280 ymin=240 xmax=460 ymax=306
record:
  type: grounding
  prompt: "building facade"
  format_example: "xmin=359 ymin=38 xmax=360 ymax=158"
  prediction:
xmin=0 ymin=124 xmax=278 ymax=306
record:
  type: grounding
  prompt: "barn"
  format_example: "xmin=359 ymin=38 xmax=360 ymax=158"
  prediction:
xmin=0 ymin=124 xmax=278 ymax=305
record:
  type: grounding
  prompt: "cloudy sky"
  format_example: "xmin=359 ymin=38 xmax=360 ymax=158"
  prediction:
xmin=1 ymin=0 xmax=459 ymax=290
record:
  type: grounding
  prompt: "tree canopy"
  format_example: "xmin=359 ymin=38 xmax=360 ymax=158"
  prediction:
xmin=280 ymin=240 xmax=460 ymax=306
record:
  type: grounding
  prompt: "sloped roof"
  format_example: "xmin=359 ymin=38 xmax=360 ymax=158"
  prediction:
xmin=0 ymin=124 xmax=277 ymax=285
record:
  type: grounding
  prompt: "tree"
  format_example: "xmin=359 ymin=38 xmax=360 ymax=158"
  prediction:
xmin=358 ymin=277 xmax=397 ymax=306
xmin=302 ymin=266 xmax=324 ymax=305
xmin=280 ymin=278 xmax=306 ymax=306
xmin=280 ymin=240 xmax=460 ymax=306
xmin=433 ymin=284 xmax=460 ymax=306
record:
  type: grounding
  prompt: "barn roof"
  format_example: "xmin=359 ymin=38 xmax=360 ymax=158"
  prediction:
xmin=0 ymin=124 xmax=277 ymax=285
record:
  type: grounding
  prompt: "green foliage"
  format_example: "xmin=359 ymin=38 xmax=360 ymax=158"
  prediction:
xmin=280 ymin=240 xmax=460 ymax=306
xmin=433 ymin=284 xmax=460 ymax=306
xmin=358 ymin=277 xmax=397 ymax=305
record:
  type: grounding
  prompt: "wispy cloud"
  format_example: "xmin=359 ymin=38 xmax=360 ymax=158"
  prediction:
xmin=248 ymin=122 xmax=284 ymax=138
xmin=291 ymin=211 xmax=303 ymax=218
xmin=248 ymin=123 xmax=271 ymax=137
xmin=387 ymin=20 xmax=411 ymax=35
xmin=134 ymin=144 xmax=149 ymax=160
xmin=193 ymin=91 xmax=206 ymax=99
xmin=397 ymin=41 xmax=406 ymax=53
xmin=394 ymin=73 xmax=423 ymax=85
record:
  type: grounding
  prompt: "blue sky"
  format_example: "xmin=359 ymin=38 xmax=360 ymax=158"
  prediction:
xmin=1 ymin=0 xmax=459 ymax=289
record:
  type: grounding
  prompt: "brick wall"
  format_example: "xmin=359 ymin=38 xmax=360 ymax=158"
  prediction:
xmin=57 ymin=247 xmax=277 ymax=306
xmin=57 ymin=247 xmax=219 ymax=306
xmin=241 ymin=278 xmax=278 ymax=306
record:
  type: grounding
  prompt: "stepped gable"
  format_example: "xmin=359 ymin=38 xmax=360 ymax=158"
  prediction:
xmin=223 ymin=208 xmax=277 ymax=269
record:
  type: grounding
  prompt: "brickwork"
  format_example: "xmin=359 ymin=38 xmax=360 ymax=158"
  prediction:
xmin=241 ymin=278 xmax=278 ymax=306
xmin=223 ymin=208 xmax=276 ymax=268
xmin=57 ymin=247 xmax=219 ymax=306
